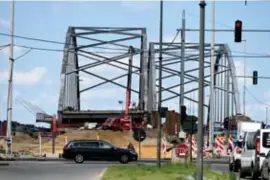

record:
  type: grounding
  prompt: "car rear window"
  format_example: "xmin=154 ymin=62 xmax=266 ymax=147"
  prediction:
xmin=262 ymin=132 xmax=270 ymax=148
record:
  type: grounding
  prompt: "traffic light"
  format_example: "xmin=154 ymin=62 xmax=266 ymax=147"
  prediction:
xmin=253 ymin=70 xmax=258 ymax=85
xmin=234 ymin=20 xmax=242 ymax=43
xmin=223 ymin=117 xmax=229 ymax=130
xmin=180 ymin=105 xmax=187 ymax=121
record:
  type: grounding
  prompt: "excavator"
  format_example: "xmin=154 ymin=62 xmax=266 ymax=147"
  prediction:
xmin=101 ymin=46 xmax=146 ymax=131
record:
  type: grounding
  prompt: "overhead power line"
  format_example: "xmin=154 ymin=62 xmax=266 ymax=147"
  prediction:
xmin=245 ymin=87 xmax=270 ymax=107
xmin=185 ymin=10 xmax=232 ymax=29
xmin=12 ymin=44 xmax=270 ymax=60
xmin=0 ymin=31 xmax=269 ymax=58
xmin=0 ymin=32 xmax=128 ymax=51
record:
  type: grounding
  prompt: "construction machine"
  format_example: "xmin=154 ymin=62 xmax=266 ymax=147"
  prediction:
xmin=101 ymin=46 xmax=146 ymax=131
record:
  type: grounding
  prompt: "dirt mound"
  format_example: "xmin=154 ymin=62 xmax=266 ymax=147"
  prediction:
xmin=0 ymin=129 xmax=172 ymax=159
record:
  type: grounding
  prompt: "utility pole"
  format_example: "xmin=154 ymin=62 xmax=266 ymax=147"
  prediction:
xmin=266 ymin=107 xmax=268 ymax=124
xmin=157 ymin=0 xmax=163 ymax=168
xmin=243 ymin=40 xmax=247 ymax=115
xmin=196 ymin=0 xmax=206 ymax=180
xmin=209 ymin=0 xmax=215 ymax=151
xmin=6 ymin=0 xmax=15 ymax=154
xmin=180 ymin=10 xmax=185 ymax=110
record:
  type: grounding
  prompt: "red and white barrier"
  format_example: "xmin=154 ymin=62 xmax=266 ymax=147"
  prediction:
xmin=215 ymin=136 xmax=226 ymax=156
xmin=162 ymin=137 xmax=167 ymax=154
xmin=227 ymin=135 xmax=234 ymax=155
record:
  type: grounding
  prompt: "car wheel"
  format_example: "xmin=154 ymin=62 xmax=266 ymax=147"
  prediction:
xmin=233 ymin=160 xmax=240 ymax=172
xmin=238 ymin=168 xmax=246 ymax=179
xmin=229 ymin=163 xmax=233 ymax=172
xmin=120 ymin=154 xmax=129 ymax=164
xmin=261 ymin=170 xmax=267 ymax=180
xmin=251 ymin=168 xmax=259 ymax=180
xmin=74 ymin=154 xmax=84 ymax=164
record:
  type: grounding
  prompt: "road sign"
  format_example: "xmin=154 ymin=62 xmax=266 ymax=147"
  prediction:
xmin=181 ymin=115 xmax=198 ymax=134
xmin=133 ymin=128 xmax=146 ymax=142
xmin=175 ymin=143 xmax=188 ymax=157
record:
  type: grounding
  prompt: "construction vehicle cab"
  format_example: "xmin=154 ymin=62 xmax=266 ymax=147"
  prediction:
xmin=101 ymin=116 xmax=143 ymax=131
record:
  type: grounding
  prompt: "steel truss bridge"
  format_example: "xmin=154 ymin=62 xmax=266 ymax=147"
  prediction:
xmin=56 ymin=26 xmax=241 ymax=125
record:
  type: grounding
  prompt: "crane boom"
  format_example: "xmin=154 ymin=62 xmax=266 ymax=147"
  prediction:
xmin=124 ymin=46 xmax=135 ymax=120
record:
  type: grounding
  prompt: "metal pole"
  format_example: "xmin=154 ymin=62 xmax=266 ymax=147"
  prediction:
xmin=180 ymin=10 xmax=185 ymax=107
xmin=157 ymin=0 xmax=163 ymax=168
xmin=243 ymin=40 xmax=247 ymax=116
xmin=6 ymin=0 xmax=15 ymax=154
xmin=177 ymin=28 xmax=270 ymax=32
xmin=231 ymin=84 xmax=234 ymax=116
xmin=196 ymin=1 xmax=206 ymax=179
xmin=266 ymin=107 xmax=268 ymax=124
xmin=225 ymin=69 xmax=230 ymax=120
xmin=220 ymin=57 xmax=224 ymax=122
xmin=39 ymin=133 xmax=42 ymax=156
xmin=209 ymin=0 xmax=215 ymax=150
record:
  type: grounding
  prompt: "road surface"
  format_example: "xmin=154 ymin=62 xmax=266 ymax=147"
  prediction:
xmin=0 ymin=160 xmax=230 ymax=180
xmin=0 ymin=161 xmax=106 ymax=180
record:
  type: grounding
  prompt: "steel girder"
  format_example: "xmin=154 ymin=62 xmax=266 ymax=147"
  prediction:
xmin=148 ymin=42 xmax=241 ymax=124
xmin=58 ymin=27 xmax=149 ymax=118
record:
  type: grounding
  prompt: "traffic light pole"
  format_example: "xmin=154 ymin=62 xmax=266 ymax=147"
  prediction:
xmin=177 ymin=29 xmax=270 ymax=32
xmin=236 ymin=75 xmax=270 ymax=79
xmin=6 ymin=0 xmax=15 ymax=155
xmin=197 ymin=0 xmax=206 ymax=180
xmin=209 ymin=0 xmax=215 ymax=151
xmin=157 ymin=0 xmax=163 ymax=168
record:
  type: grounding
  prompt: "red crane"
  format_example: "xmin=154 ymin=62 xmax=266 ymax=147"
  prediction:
xmin=101 ymin=46 xmax=144 ymax=131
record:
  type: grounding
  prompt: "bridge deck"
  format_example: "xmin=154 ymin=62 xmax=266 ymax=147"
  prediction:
xmin=57 ymin=110 xmax=149 ymax=124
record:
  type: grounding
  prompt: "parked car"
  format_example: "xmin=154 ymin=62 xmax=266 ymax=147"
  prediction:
xmin=260 ymin=150 xmax=270 ymax=180
xmin=239 ymin=129 xmax=270 ymax=179
xmin=62 ymin=139 xmax=138 ymax=164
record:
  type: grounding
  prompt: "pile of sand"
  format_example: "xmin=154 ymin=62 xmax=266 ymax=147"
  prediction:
xmin=0 ymin=130 xmax=172 ymax=159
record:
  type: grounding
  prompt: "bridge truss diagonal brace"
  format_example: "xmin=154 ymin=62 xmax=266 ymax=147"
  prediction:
xmin=58 ymin=27 xmax=149 ymax=116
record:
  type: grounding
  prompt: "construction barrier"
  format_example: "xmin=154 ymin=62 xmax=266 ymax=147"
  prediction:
xmin=184 ymin=134 xmax=233 ymax=158
xmin=184 ymin=134 xmax=211 ymax=159
xmin=215 ymin=135 xmax=226 ymax=157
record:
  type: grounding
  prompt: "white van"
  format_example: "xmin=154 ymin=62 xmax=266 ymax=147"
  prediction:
xmin=239 ymin=129 xmax=270 ymax=179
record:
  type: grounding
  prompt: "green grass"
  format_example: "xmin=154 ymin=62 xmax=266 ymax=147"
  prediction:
xmin=102 ymin=163 xmax=236 ymax=180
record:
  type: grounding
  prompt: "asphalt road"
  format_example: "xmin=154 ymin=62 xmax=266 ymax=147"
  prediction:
xmin=0 ymin=160 xmax=230 ymax=180
xmin=0 ymin=161 xmax=107 ymax=180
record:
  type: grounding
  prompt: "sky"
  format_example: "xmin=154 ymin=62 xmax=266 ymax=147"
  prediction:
xmin=0 ymin=1 xmax=270 ymax=127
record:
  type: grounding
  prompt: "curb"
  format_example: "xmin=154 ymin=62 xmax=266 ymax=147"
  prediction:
xmin=0 ymin=163 xmax=9 ymax=166
xmin=0 ymin=158 xmax=65 ymax=162
xmin=98 ymin=168 xmax=108 ymax=180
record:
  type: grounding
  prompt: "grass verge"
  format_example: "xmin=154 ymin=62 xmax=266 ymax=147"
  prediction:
xmin=102 ymin=163 xmax=235 ymax=180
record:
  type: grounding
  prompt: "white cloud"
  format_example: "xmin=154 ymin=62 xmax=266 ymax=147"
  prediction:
xmin=1 ymin=46 xmax=27 ymax=59
xmin=0 ymin=66 xmax=47 ymax=85
xmin=0 ymin=19 xmax=10 ymax=29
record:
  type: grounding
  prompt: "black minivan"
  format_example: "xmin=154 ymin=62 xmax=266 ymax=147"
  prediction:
xmin=62 ymin=140 xmax=138 ymax=164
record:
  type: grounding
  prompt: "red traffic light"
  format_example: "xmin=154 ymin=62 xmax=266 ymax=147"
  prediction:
xmin=234 ymin=20 xmax=242 ymax=43
xmin=236 ymin=22 xmax=242 ymax=28
xmin=235 ymin=20 xmax=242 ymax=28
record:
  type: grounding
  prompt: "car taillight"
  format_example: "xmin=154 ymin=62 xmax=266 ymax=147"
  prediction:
xmin=236 ymin=147 xmax=242 ymax=154
xmin=63 ymin=145 xmax=69 ymax=151
xmin=256 ymin=138 xmax=260 ymax=155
